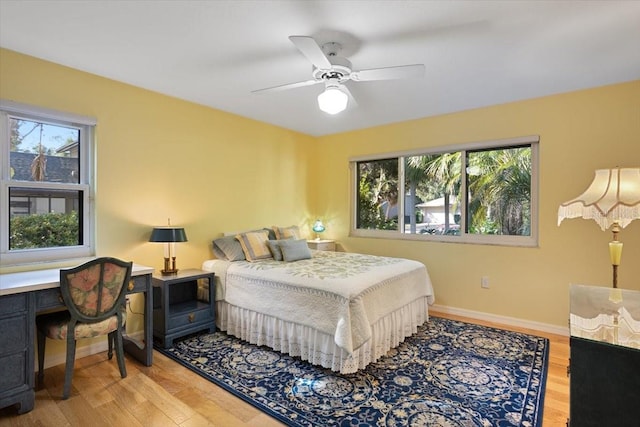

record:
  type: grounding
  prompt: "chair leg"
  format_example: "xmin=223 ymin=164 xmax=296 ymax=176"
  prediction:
xmin=108 ymin=331 xmax=114 ymax=360
xmin=62 ymin=335 xmax=77 ymax=400
xmin=36 ymin=327 xmax=46 ymax=386
xmin=114 ymin=330 xmax=127 ymax=379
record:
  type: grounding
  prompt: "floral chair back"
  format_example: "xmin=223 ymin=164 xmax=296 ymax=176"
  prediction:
xmin=62 ymin=259 xmax=131 ymax=320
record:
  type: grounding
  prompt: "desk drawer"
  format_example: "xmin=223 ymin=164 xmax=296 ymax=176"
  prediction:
xmin=0 ymin=314 xmax=28 ymax=355
xmin=36 ymin=288 xmax=64 ymax=311
xmin=0 ymin=294 xmax=27 ymax=315
xmin=128 ymin=275 xmax=149 ymax=293
xmin=0 ymin=351 xmax=27 ymax=391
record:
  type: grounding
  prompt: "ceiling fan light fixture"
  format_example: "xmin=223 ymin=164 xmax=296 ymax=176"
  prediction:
xmin=317 ymin=85 xmax=348 ymax=115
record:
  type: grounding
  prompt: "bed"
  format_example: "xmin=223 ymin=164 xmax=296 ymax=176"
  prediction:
xmin=200 ymin=229 xmax=434 ymax=373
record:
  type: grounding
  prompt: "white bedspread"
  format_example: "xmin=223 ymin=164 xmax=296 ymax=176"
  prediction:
xmin=203 ymin=251 xmax=434 ymax=354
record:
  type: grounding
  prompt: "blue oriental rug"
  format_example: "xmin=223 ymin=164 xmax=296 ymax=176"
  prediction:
xmin=156 ymin=317 xmax=549 ymax=426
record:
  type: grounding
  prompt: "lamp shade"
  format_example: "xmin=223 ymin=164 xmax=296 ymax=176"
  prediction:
xmin=317 ymin=86 xmax=348 ymax=114
xmin=312 ymin=219 xmax=325 ymax=233
xmin=558 ymin=168 xmax=640 ymax=230
xmin=149 ymin=227 xmax=188 ymax=243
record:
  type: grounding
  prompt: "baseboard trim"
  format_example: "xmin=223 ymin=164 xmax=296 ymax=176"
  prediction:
xmin=37 ymin=330 xmax=145 ymax=371
xmin=430 ymin=304 xmax=569 ymax=337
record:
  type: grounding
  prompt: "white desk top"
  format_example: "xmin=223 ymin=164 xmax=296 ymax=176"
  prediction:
xmin=0 ymin=264 xmax=154 ymax=296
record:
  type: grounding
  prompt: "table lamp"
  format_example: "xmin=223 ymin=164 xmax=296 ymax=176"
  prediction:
xmin=312 ymin=219 xmax=326 ymax=240
xmin=149 ymin=222 xmax=188 ymax=275
xmin=558 ymin=167 xmax=640 ymax=288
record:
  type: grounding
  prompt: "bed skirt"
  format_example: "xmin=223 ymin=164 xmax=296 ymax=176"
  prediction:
xmin=215 ymin=296 xmax=430 ymax=374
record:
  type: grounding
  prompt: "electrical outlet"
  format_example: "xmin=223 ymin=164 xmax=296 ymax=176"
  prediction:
xmin=481 ymin=276 xmax=490 ymax=289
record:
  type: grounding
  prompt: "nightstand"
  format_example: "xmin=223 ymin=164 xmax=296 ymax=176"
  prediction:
xmin=152 ymin=269 xmax=215 ymax=348
xmin=568 ymin=284 xmax=640 ymax=426
xmin=307 ymin=239 xmax=336 ymax=251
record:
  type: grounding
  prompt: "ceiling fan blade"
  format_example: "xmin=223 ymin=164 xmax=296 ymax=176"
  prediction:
xmin=289 ymin=36 xmax=332 ymax=70
xmin=351 ymin=64 xmax=425 ymax=82
xmin=252 ymin=79 xmax=320 ymax=94
xmin=341 ymin=84 xmax=358 ymax=108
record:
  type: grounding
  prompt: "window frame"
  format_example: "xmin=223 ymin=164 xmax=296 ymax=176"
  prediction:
xmin=0 ymin=100 xmax=96 ymax=266
xmin=350 ymin=135 xmax=539 ymax=247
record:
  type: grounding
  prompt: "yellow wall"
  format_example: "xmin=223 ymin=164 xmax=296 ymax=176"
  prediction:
xmin=314 ymin=80 xmax=640 ymax=327
xmin=0 ymin=48 xmax=316 ymax=269
xmin=1 ymin=48 xmax=315 ymax=358
xmin=1 ymin=48 xmax=639 ymax=352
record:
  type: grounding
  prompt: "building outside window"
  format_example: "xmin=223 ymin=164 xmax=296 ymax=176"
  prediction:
xmin=0 ymin=100 xmax=95 ymax=266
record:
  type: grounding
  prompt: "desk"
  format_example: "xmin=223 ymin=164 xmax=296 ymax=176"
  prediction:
xmin=0 ymin=264 xmax=154 ymax=414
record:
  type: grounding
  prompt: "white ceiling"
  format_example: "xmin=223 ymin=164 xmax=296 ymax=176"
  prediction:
xmin=1 ymin=1 xmax=639 ymax=137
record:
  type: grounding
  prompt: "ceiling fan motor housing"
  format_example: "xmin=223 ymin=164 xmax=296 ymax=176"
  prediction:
xmin=313 ymin=56 xmax=353 ymax=82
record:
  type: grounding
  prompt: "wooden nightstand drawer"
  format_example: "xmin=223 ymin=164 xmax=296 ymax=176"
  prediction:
xmin=168 ymin=303 xmax=212 ymax=330
xmin=307 ymin=239 xmax=336 ymax=251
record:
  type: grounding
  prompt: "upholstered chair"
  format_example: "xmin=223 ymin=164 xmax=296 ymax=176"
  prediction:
xmin=36 ymin=257 xmax=133 ymax=400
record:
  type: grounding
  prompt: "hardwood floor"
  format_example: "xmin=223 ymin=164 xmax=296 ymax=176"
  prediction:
xmin=0 ymin=312 xmax=569 ymax=426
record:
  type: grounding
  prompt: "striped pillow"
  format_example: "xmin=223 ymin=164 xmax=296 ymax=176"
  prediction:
xmin=273 ymin=225 xmax=301 ymax=240
xmin=236 ymin=231 xmax=272 ymax=262
xmin=212 ymin=235 xmax=246 ymax=261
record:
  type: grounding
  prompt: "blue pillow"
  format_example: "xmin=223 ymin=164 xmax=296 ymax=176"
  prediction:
xmin=278 ymin=239 xmax=312 ymax=262
xmin=266 ymin=240 xmax=284 ymax=261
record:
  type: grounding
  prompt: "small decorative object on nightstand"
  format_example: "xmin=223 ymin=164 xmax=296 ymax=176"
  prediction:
xmin=307 ymin=239 xmax=335 ymax=251
xmin=312 ymin=219 xmax=326 ymax=240
xmin=152 ymin=269 xmax=215 ymax=348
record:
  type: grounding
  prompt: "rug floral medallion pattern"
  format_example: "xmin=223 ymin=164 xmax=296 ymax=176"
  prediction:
xmin=159 ymin=317 xmax=548 ymax=427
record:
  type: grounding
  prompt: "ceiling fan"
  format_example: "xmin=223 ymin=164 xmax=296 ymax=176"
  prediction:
xmin=252 ymin=36 xmax=425 ymax=114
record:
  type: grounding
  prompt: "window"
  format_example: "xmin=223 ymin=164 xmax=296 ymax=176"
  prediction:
xmin=0 ymin=100 xmax=96 ymax=265
xmin=352 ymin=136 xmax=538 ymax=246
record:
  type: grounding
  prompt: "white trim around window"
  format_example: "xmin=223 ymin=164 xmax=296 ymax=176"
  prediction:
xmin=350 ymin=135 xmax=539 ymax=247
xmin=0 ymin=100 xmax=96 ymax=266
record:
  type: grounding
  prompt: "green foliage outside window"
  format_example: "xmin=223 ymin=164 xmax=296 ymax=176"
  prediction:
xmin=10 ymin=211 xmax=79 ymax=249
xmin=356 ymin=144 xmax=532 ymax=237
xmin=357 ymin=158 xmax=399 ymax=230
xmin=358 ymin=180 xmax=398 ymax=230
xmin=466 ymin=147 xmax=531 ymax=236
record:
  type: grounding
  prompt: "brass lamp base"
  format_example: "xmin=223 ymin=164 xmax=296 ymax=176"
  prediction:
xmin=161 ymin=257 xmax=178 ymax=275
xmin=609 ymin=222 xmax=622 ymax=288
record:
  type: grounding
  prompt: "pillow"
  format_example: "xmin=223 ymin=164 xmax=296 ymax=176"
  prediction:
xmin=266 ymin=240 xmax=284 ymax=261
xmin=212 ymin=235 xmax=246 ymax=261
xmin=262 ymin=227 xmax=278 ymax=240
xmin=225 ymin=227 xmax=277 ymax=240
xmin=236 ymin=231 xmax=272 ymax=262
xmin=278 ymin=239 xmax=312 ymax=262
xmin=273 ymin=225 xmax=301 ymax=240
